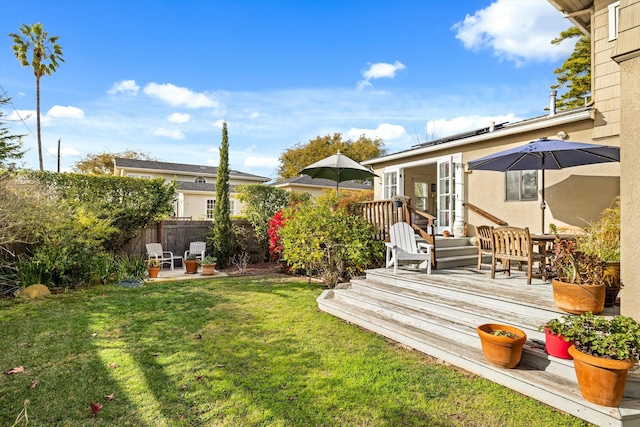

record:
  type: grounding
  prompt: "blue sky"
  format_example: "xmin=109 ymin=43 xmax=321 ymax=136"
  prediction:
xmin=0 ymin=0 xmax=574 ymax=179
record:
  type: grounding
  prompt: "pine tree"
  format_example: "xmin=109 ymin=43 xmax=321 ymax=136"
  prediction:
xmin=551 ymin=26 xmax=591 ymax=111
xmin=210 ymin=121 xmax=233 ymax=267
xmin=0 ymin=95 xmax=26 ymax=169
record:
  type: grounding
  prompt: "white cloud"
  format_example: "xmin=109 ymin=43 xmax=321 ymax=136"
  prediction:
xmin=347 ymin=123 xmax=409 ymax=144
xmin=426 ymin=114 xmax=518 ymax=140
xmin=244 ymin=156 xmax=279 ymax=169
xmin=47 ymin=105 xmax=85 ymax=120
xmin=212 ymin=119 xmax=226 ymax=129
xmin=168 ymin=112 xmax=190 ymax=123
xmin=7 ymin=109 xmax=35 ymax=122
xmin=451 ymin=0 xmax=573 ymax=65
xmin=46 ymin=146 xmax=80 ymax=157
xmin=144 ymin=83 xmax=219 ymax=108
xmin=357 ymin=61 xmax=406 ymax=89
xmin=107 ymin=79 xmax=140 ymax=96
xmin=153 ymin=128 xmax=185 ymax=139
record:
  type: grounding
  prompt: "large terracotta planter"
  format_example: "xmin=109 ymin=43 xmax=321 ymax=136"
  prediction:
xmin=543 ymin=326 xmax=573 ymax=360
xmin=201 ymin=264 xmax=216 ymax=276
xmin=477 ymin=323 xmax=527 ymax=368
xmin=551 ymin=279 xmax=605 ymax=314
xmin=568 ymin=345 xmax=634 ymax=407
xmin=185 ymin=259 xmax=199 ymax=274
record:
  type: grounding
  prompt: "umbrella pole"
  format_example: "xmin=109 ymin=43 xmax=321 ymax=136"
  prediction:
xmin=541 ymin=166 xmax=546 ymax=234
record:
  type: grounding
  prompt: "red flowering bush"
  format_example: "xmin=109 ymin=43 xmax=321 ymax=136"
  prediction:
xmin=267 ymin=210 xmax=287 ymax=261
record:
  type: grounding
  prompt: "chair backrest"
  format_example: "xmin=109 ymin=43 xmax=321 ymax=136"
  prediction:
xmin=146 ymin=243 xmax=163 ymax=258
xmin=475 ymin=225 xmax=493 ymax=252
xmin=491 ymin=226 xmax=533 ymax=261
xmin=189 ymin=241 xmax=206 ymax=257
xmin=390 ymin=222 xmax=419 ymax=254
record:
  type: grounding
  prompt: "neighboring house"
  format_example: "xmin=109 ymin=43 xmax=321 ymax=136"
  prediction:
xmin=113 ymin=158 xmax=269 ymax=219
xmin=363 ymin=0 xmax=640 ymax=317
xmin=270 ymin=175 xmax=373 ymax=198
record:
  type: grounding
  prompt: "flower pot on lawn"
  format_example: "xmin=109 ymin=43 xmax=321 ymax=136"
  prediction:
xmin=551 ymin=279 xmax=605 ymax=314
xmin=184 ymin=259 xmax=199 ymax=274
xmin=543 ymin=326 xmax=573 ymax=360
xmin=201 ymin=264 xmax=215 ymax=276
xmin=568 ymin=345 xmax=634 ymax=407
xmin=477 ymin=323 xmax=527 ymax=369
xmin=148 ymin=266 xmax=160 ymax=279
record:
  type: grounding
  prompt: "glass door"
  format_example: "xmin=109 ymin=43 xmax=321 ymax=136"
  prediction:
xmin=437 ymin=158 xmax=454 ymax=233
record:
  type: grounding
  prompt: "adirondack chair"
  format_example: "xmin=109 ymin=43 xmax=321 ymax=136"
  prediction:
xmin=146 ymin=243 xmax=182 ymax=271
xmin=385 ymin=222 xmax=433 ymax=274
xmin=184 ymin=241 xmax=206 ymax=261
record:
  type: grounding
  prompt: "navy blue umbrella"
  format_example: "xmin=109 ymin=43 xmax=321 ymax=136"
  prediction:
xmin=467 ymin=137 xmax=620 ymax=232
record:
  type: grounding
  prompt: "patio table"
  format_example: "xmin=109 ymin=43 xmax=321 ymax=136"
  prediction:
xmin=530 ymin=233 xmax=577 ymax=281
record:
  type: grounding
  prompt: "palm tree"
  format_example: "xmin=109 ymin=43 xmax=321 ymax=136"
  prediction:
xmin=10 ymin=22 xmax=64 ymax=171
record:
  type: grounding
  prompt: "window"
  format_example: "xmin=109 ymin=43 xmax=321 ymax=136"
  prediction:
xmin=126 ymin=173 xmax=152 ymax=179
xmin=414 ymin=182 xmax=428 ymax=211
xmin=609 ymin=1 xmax=620 ymax=41
xmin=506 ymin=170 xmax=538 ymax=201
xmin=383 ymin=171 xmax=398 ymax=199
xmin=206 ymin=199 xmax=236 ymax=219
xmin=206 ymin=199 xmax=215 ymax=220
xmin=194 ymin=176 xmax=207 ymax=183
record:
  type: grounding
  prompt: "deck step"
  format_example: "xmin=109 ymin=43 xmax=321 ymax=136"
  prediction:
xmin=318 ymin=268 xmax=640 ymax=427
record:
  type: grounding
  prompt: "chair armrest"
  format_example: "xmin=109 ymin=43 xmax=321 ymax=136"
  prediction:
xmin=149 ymin=252 xmax=160 ymax=259
xmin=384 ymin=242 xmax=396 ymax=249
xmin=184 ymin=250 xmax=190 ymax=259
xmin=417 ymin=243 xmax=433 ymax=253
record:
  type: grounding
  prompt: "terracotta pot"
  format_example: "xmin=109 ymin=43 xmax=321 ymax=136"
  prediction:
xmin=551 ymin=278 xmax=605 ymax=314
xmin=543 ymin=326 xmax=573 ymax=360
xmin=185 ymin=259 xmax=199 ymax=274
xmin=442 ymin=230 xmax=450 ymax=238
xmin=148 ymin=267 xmax=160 ymax=279
xmin=201 ymin=264 xmax=216 ymax=276
xmin=568 ymin=345 xmax=634 ymax=407
xmin=477 ymin=323 xmax=527 ymax=369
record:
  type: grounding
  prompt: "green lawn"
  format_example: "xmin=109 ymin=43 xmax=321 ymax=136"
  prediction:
xmin=0 ymin=274 xmax=591 ymax=426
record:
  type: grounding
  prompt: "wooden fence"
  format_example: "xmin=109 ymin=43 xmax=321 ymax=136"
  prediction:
xmin=125 ymin=219 xmax=262 ymax=263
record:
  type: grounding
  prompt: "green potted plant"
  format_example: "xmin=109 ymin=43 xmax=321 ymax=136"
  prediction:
xmin=538 ymin=316 xmax=575 ymax=360
xmin=199 ymin=256 xmax=217 ymax=276
xmin=556 ymin=312 xmax=640 ymax=407
xmin=184 ymin=254 xmax=199 ymax=274
xmin=550 ymin=236 xmax=606 ymax=314
xmin=147 ymin=258 xmax=161 ymax=279
xmin=476 ymin=323 xmax=527 ymax=369
xmin=576 ymin=198 xmax=621 ymax=307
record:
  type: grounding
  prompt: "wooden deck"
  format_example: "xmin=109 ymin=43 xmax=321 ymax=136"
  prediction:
xmin=317 ymin=266 xmax=640 ymax=427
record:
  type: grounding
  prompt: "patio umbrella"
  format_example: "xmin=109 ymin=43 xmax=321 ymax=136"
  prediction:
xmin=467 ymin=137 xmax=620 ymax=233
xmin=298 ymin=150 xmax=378 ymax=196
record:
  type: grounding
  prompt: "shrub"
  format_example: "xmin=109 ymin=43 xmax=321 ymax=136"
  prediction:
xmin=279 ymin=197 xmax=384 ymax=287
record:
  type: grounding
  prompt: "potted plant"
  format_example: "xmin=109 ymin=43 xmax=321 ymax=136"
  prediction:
xmin=550 ymin=236 xmax=606 ymax=314
xmin=538 ymin=316 xmax=575 ymax=360
xmin=392 ymin=195 xmax=410 ymax=208
xmin=147 ymin=258 xmax=161 ymax=279
xmin=200 ymin=256 xmax=217 ymax=276
xmin=558 ymin=312 xmax=640 ymax=407
xmin=184 ymin=254 xmax=199 ymax=274
xmin=477 ymin=323 xmax=527 ymax=368
xmin=576 ymin=198 xmax=621 ymax=307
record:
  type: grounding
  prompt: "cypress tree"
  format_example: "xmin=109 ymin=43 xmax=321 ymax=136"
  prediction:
xmin=210 ymin=121 xmax=233 ymax=267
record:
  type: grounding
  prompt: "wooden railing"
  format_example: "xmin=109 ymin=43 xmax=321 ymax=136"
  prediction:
xmin=358 ymin=200 xmax=437 ymax=269
xmin=463 ymin=202 xmax=508 ymax=226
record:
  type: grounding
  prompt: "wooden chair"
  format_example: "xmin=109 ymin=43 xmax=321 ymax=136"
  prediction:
xmin=490 ymin=226 xmax=545 ymax=285
xmin=146 ymin=243 xmax=182 ymax=271
xmin=184 ymin=241 xmax=206 ymax=261
xmin=385 ymin=222 xmax=433 ymax=274
xmin=474 ymin=225 xmax=493 ymax=270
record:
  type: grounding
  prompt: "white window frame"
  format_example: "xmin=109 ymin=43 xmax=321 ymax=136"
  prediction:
xmin=206 ymin=198 xmax=215 ymax=220
xmin=382 ymin=169 xmax=400 ymax=199
xmin=126 ymin=173 xmax=152 ymax=179
xmin=609 ymin=1 xmax=620 ymax=41
xmin=194 ymin=176 xmax=207 ymax=183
